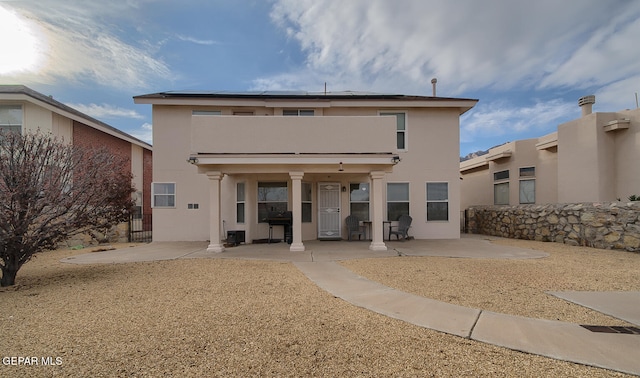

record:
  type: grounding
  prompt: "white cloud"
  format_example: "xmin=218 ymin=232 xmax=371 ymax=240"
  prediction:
xmin=596 ymin=74 xmax=640 ymax=111
xmin=130 ymin=123 xmax=153 ymax=145
xmin=0 ymin=1 xmax=171 ymax=89
xmin=266 ymin=0 xmax=640 ymax=103
xmin=460 ymin=99 xmax=574 ymax=143
xmin=176 ymin=34 xmax=218 ymax=46
xmin=66 ymin=103 xmax=145 ymax=120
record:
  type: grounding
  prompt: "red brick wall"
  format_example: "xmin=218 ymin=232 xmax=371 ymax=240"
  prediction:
xmin=73 ymin=121 xmax=153 ymax=217
xmin=72 ymin=121 xmax=132 ymax=167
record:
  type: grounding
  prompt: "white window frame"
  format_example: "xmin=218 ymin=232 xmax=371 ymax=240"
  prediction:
xmin=0 ymin=105 xmax=23 ymax=134
xmin=283 ymin=109 xmax=314 ymax=116
xmin=349 ymin=182 xmax=370 ymax=221
xmin=426 ymin=182 xmax=449 ymax=222
xmin=152 ymin=182 xmax=176 ymax=208
xmin=257 ymin=181 xmax=288 ymax=223
xmin=236 ymin=182 xmax=245 ymax=224
xmin=379 ymin=111 xmax=408 ymax=151
xmin=493 ymin=169 xmax=510 ymax=205
xmin=519 ymin=167 xmax=536 ymax=204
xmin=302 ymin=182 xmax=312 ymax=223
xmin=192 ymin=110 xmax=222 ymax=116
xmin=386 ymin=182 xmax=410 ymax=221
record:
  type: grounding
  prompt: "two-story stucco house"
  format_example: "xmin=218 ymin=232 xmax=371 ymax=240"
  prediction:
xmin=134 ymin=91 xmax=477 ymax=252
xmin=0 ymin=85 xmax=153 ymax=238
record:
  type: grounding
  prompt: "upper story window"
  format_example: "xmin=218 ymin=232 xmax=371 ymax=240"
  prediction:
xmin=0 ymin=105 xmax=22 ymax=134
xmin=283 ymin=109 xmax=314 ymax=116
xmin=192 ymin=110 xmax=221 ymax=116
xmin=380 ymin=112 xmax=407 ymax=150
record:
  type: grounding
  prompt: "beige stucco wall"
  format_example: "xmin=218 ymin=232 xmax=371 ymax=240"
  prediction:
xmin=558 ymin=112 xmax=617 ymax=202
xmin=151 ymin=102 xmax=465 ymax=242
xmin=191 ymin=115 xmax=396 ymax=154
xmin=23 ymin=102 xmax=53 ymax=133
xmin=152 ymin=106 xmax=211 ymax=241
xmin=460 ymin=166 xmax=491 ymax=210
xmin=131 ymin=144 xmax=144 ymax=194
xmin=611 ymin=109 xmax=640 ymax=200
xmin=384 ymin=108 xmax=462 ymax=239
xmin=461 ymin=107 xmax=640 ymax=208
xmin=460 ymin=138 xmax=558 ymax=208
xmin=51 ymin=113 xmax=73 ymax=143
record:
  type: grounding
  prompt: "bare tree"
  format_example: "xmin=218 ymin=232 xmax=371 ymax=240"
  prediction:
xmin=0 ymin=131 xmax=134 ymax=286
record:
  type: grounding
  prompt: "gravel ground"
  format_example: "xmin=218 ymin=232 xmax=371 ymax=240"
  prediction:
xmin=0 ymin=239 xmax=636 ymax=377
xmin=342 ymin=237 xmax=640 ymax=326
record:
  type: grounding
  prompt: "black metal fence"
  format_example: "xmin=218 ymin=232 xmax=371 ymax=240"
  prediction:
xmin=460 ymin=210 xmax=468 ymax=233
xmin=129 ymin=213 xmax=152 ymax=243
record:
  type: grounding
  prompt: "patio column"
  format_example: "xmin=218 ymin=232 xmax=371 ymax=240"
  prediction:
xmin=289 ymin=171 xmax=305 ymax=251
xmin=369 ymin=171 xmax=387 ymax=251
xmin=206 ymin=171 xmax=224 ymax=253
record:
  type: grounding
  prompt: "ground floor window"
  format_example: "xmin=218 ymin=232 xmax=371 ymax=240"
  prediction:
xmin=519 ymin=179 xmax=536 ymax=204
xmin=302 ymin=182 xmax=312 ymax=222
xmin=236 ymin=182 xmax=245 ymax=223
xmin=387 ymin=183 xmax=409 ymax=221
xmin=494 ymin=182 xmax=509 ymax=205
xmin=350 ymin=182 xmax=370 ymax=221
xmin=426 ymin=182 xmax=449 ymax=221
xmin=258 ymin=182 xmax=288 ymax=222
xmin=152 ymin=183 xmax=176 ymax=208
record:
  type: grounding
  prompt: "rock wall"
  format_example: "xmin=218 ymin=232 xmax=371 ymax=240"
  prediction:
xmin=62 ymin=222 xmax=130 ymax=249
xmin=466 ymin=202 xmax=640 ymax=252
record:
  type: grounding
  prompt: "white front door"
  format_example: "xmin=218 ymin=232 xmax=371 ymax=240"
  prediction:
xmin=318 ymin=183 xmax=341 ymax=239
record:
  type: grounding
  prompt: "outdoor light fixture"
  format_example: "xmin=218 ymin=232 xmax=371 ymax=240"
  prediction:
xmin=338 ymin=162 xmax=344 ymax=171
xmin=391 ymin=155 xmax=401 ymax=164
xmin=187 ymin=156 xmax=198 ymax=164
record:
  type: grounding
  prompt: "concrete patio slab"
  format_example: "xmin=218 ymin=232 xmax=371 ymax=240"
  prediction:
xmin=60 ymin=242 xmax=208 ymax=264
xmin=548 ymin=291 xmax=640 ymax=326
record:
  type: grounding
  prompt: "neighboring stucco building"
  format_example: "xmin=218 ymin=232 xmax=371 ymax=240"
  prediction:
xmin=460 ymin=95 xmax=640 ymax=209
xmin=134 ymin=91 xmax=477 ymax=252
xmin=0 ymin=85 xmax=153 ymax=222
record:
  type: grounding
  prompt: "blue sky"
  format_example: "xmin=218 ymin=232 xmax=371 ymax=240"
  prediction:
xmin=1 ymin=0 xmax=639 ymax=156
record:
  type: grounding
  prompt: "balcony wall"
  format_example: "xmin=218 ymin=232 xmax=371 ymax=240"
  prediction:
xmin=191 ymin=116 xmax=397 ymax=154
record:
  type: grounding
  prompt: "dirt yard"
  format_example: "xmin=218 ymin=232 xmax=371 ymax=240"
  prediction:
xmin=0 ymin=239 xmax=636 ymax=377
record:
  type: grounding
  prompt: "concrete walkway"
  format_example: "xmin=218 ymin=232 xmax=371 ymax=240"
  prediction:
xmin=61 ymin=237 xmax=640 ymax=375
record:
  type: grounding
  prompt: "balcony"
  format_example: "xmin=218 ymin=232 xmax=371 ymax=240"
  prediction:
xmin=190 ymin=115 xmax=397 ymax=155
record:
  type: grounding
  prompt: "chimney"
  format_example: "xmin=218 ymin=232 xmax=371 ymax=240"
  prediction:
xmin=578 ymin=95 xmax=595 ymax=116
xmin=431 ymin=78 xmax=437 ymax=97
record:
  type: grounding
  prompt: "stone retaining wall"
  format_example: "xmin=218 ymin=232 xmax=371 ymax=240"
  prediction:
xmin=466 ymin=202 xmax=640 ymax=252
xmin=62 ymin=223 xmax=129 ymax=249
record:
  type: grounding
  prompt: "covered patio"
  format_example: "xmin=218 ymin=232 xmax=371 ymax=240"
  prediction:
xmin=194 ymin=156 xmax=397 ymax=253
